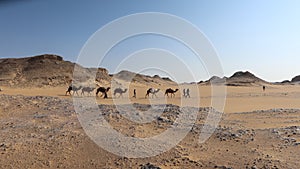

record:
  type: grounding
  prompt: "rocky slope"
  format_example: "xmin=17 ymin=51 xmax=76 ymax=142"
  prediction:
xmin=0 ymin=54 xmax=103 ymax=87
xmin=0 ymin=54 xmax=175 ymax=88
xmin=200 ymin=71 xmax=269 ymax=86
xmin=226 ymin=71 xmax=268 ymax=86
xmin=292 ymin=75 xmax=300 ymax=83
xmin=113 ymin=70 xmax=175 ymax=86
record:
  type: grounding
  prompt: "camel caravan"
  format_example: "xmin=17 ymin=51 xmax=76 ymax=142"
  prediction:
xmin=65 ymin=85 xmax=111 ymax=98
xmin=65 ymin=84 xmax=190 ymax=99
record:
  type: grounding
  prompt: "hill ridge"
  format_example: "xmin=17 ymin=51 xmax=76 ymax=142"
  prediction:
xmin=0 ymin=54 xmax=299 ymax=87
xmin=0 ymin=54 xmax=175 ymax=87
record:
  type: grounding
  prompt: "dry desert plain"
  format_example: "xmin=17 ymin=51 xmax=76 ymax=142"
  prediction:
xmin=1 ymin=55 xmax=300 ymax=169
xmin=1 ymin=83 xmax=300 ymax=169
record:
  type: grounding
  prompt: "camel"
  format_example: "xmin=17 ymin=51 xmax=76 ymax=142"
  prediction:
xmin=113 ymin=88 xmax=127 ymax=98
xmin=145 ymin=88 xmax=160 ymax=98
xmin=96 ymin=87 xmax=110 ymax=99
xmin=165 ymin=88 xmax=179 ymax=98
xmin=65 ymin=85 xmax=82 ymax=96
xmin=81 ymin=87 xmax=96 ymax=96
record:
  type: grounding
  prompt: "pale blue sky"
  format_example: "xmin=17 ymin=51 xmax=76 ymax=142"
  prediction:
xmin=0 ymin=0 xmax=300 ymax=82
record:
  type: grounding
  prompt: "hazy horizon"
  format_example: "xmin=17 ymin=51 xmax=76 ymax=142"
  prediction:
xmin=1 ymin=0 xmax=300 ymax=82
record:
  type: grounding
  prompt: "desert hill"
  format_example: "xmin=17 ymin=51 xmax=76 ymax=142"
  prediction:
xmin=0 ymin=54 xmax=175 ymax=88
xmin=292 ymin=75 xmax=300 ymax=83
xmin=226 ymin=71 xmax=268 ymax=86
xmin=0 ymin=54 xmax=297 ymax=88
xmin=274 ymin=75 xmax=300 ymax=85
xmin=0 ymin=54 xmax=73 ymax=87
xmin=200 ymin=71 xmax=269 ymax=86
xmin=203 ymin=76 xmax=226 ymax=84
xmin=113 ymin=70 xmax=175 ymax=86
xmin=0 ymin=54 xmax=110 ymax=87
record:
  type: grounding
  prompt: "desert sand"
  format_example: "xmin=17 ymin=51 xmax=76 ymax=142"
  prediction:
xmin=1 ymin=84 xmax=299 ymax=114
xmin=0 ymin=83 xmax=300 ymax=169
xmin=1 ymin=55 xmax=300 ymax=168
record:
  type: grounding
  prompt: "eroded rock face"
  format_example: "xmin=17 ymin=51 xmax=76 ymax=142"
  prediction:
xmin=0 ymin=55 xmax=176 ymax=88
xmin=0 ymin=54 xmax=112 ymax=87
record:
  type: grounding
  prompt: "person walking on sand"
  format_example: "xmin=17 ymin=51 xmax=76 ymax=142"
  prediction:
xmin=186 ymin=88 xmax=190 ymax=98
xmin=133 ymin=89 xmax=136 ymax=98
xmin=183 ymin=89 xmax=186 ymax=98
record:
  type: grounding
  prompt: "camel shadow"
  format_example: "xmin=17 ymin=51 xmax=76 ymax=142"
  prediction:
xmin=57 ymin=94 xmax=71 ymax=97
xmin=57 ymin=94 xmax=97 ymax=97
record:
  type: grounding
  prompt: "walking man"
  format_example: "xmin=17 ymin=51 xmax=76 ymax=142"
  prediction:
xmin=186 ymin=88 xmax=190 ymax=98
xmin=133 ymin=89 xmax=136 ymax=98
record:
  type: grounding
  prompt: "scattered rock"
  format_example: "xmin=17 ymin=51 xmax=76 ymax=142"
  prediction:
xmin=140 ymin=163 xmax=161 ymax=169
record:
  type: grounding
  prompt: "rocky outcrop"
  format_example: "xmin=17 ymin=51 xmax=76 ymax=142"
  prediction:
xmin=0 ymin=54 xmax=111 ymax=87
xmin=291 ymin=75 xmax=300 ymax=82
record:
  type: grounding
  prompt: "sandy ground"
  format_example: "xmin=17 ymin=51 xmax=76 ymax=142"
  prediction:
xmin=1 ymin=84 xmax=299 ymax=114
xmin=0 ymin=84 xmax=300 ymax=168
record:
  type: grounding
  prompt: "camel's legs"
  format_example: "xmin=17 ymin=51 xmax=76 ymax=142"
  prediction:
xmin=66 ymin=89 xmax=72 ymax=96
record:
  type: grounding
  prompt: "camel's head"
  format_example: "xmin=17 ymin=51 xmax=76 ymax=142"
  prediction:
xmin=156 ymin=89 xmax=160 ymax=92
xmin=107 ymin=87 xmax=111 ymax=91
xmin=124 ymin=88 xmax=128 ymax=92
xmin=175 ymin=89 xmax=179 ymax=92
